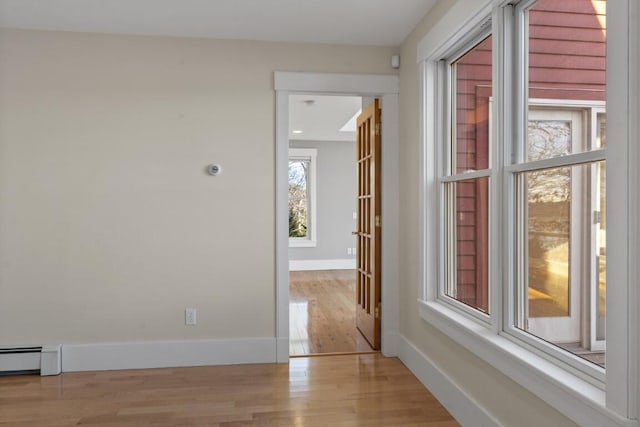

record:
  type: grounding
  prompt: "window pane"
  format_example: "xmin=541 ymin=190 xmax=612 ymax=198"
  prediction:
xmin=451 ymin=35 xmax=492 ymax=174
xmin=445 ymin=177 xmax=489 ymax=313
xmin=527 ymin=119 xmax=572 ymax=161
xmin=527 ymin=0 xmax=606 ymax=156
xmin=526 ymin=166 xmax=571 ymax=318
xmin=517 ymin=162 xmax=606 ymax=368
xmin=515 ymin=0 xmax=607 ymax=368
xmin=289 ymin=160 xmax=309 ymax=238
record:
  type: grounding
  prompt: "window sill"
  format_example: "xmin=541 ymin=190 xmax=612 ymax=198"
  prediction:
xmin=289 ymin=239 xmax=317 ymax=248
xmin=417 ymin=299 xmax=634 ymax=427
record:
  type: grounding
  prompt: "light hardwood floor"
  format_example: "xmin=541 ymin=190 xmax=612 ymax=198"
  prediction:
xmin=289 ymin=270 xmax=374 ymax=356
xmin=0 ymin=354 xmax=458 ymax=426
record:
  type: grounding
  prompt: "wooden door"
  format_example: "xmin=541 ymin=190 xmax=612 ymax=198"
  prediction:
xmin=355 ymin=99 xmax=381 ymax=349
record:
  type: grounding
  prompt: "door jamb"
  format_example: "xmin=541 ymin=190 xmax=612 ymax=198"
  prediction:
xmin=274 ymin=72 xmax=400 ymax=362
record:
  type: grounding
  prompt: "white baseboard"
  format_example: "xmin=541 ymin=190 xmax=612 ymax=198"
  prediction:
xmin=289 ymin=258 xmax=356 ymax=271
xmin=62 ymin=338 xmax=276 ymax=372
xmin=398 ymin=335 xmax=500 ymax=427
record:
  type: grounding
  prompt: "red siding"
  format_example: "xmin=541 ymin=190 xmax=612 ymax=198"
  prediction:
xmin=529 ymin=0 xmax=606 ymax=101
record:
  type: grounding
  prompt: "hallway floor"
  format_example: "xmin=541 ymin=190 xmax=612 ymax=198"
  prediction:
xmin=289 ymin=269 xmax=374 ymax=356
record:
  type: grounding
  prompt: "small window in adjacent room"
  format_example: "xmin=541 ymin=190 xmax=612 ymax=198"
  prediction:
xmin=288 ymin=148 xmax=317 ymax=247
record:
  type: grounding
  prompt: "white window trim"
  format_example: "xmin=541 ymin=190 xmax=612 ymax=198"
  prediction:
xmin=288 ymin=148 xmax=317 ymax=247
xmin=417 ymin=1 xmax=639 ymax=426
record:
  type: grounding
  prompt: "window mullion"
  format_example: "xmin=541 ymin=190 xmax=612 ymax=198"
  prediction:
xmin=505 ymin=149 xmax=607 ymax=174
xmin=606 ymin=0 xmax=636 ymax=417
xmin=441 ymin=169 xmax=492 ymax=182
xmin=495 ymin=3 xmax=513 ymax=336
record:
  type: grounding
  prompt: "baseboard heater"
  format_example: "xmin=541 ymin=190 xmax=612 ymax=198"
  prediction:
xmin=0 ymin=345 xmax=61 ymax=376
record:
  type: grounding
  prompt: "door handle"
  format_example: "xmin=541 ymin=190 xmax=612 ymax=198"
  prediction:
xmin=352 ymin=231 xmax=359 ymax=235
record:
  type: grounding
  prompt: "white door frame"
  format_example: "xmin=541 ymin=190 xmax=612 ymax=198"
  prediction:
xmin=274 ymin=72 xmax=400 ymax=362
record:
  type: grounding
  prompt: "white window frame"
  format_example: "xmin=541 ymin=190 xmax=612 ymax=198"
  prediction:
xmin=288 ymin=148 xmax=317 ymax=247
xmin=417 ymin=1 xmax=639 ymax=426
xmin=438 ymin=28 xmax=493 ymax=323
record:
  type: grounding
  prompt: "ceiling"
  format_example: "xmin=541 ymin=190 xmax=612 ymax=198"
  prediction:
xmin=0 ymin=0 xmax=436 ymax=47
xmin=289 ymin=95 xmax=361 ymax=142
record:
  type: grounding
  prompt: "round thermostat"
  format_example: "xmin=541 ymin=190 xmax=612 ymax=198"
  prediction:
xmin=207 ymin=163 xmax=222 ymax=176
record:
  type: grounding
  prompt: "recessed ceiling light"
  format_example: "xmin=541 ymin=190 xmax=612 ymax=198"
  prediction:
xmin=292 ymin=130 xmax=303 ymax=134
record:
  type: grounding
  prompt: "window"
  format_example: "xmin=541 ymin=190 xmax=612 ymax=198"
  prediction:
xmin=288 ymin=148 xmax=317 ymax=247
xmin=507 ymin=0 xmax=607 ymax=370
xmin=441 ymin=34 xmax=492 ymax=315
xmin=417 ymin=0 xmax=637 ymax=424
xmin=435 ymin=0 xmax=606 ymax=371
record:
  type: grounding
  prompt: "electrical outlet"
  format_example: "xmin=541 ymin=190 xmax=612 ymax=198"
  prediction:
xmin=352 ymin=247 xmax=356 ymax=255
xmin=347 ymin=248 xmax=352 ymax=255
xmin=185 ymin=308 xmax=197 ymax=326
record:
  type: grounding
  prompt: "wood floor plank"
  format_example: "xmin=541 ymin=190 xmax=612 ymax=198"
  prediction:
xmin=0 ymin=354 xmax=458 ymax=426
xmin=289 ymin=270 xmax=374 ymax=355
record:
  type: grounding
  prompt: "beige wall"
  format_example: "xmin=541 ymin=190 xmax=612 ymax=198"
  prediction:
xmin=0 ymin=29 xmax=395 ymax=345
xmin=397 ymin=1 xmax=578 ymax=426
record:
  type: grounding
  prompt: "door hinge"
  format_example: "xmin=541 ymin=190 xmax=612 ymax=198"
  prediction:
xmin=375 ymin=215 xmax=381 ymax=227
xmin=375 ymin=123 xmax=381 ymax=136
xmin=375 ymin=305 xmax=380 ymax=319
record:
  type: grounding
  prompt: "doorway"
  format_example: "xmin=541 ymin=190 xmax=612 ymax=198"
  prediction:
xmin=274 ymin=72 xmax=400 ymax=363
xmin=287 ymin=94 xmax=377 ymax=356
